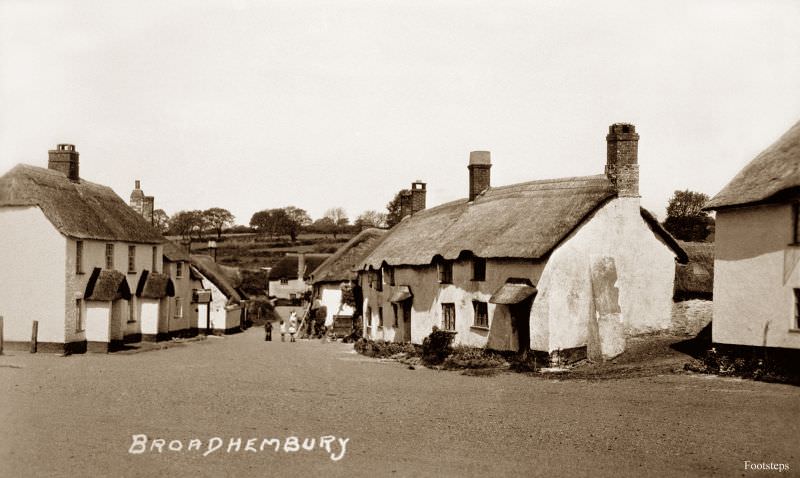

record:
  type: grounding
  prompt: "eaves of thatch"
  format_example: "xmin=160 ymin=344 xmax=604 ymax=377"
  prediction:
xmin=163 ymin=240 xmax=191 ymax=262
xmin=0 ymin=164 xmax=164 ymax=244
xmin=190 ymin=254 xmax=244 ymax=303
xmin=135 ymin=270 xmax=175 ymax=299
xmin=310 ymin=228 xmax=387 ymax=284
xmin=84 ymin=268 xmax=132 ymax=301
xmin=360 ymin=175 xmax=618 ymax=268
xmin=706 ymin=119 xmax=800 ymax=210
xmin=639 ymin=208 xmax=689 ymax=264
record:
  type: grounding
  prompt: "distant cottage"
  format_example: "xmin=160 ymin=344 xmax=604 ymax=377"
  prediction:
xmin=267 ymin=252 xmax=330 ymax=301
xmin=705 ymin=118 xmax=800 ymax=353
xmin=357 ymin=124 xmax=687 ymax=363
xmin=0 ymin=145 xmax=166 ymax=353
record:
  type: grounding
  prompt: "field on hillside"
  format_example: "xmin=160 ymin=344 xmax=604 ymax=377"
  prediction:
xmin=166 ymin=232 xmax=353 ymax=296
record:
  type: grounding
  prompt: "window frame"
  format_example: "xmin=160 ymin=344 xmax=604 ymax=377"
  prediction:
xmin=75 ymin=240 xmax=84 ymax=274
xmin=127 ymin=245 xmax=136 ymax=274
xmin=441 ymin=303 xmax=456 ymax=331
xmin=105 ymin=243 xmax=115 ymax=270
xmin=391 ymin=303 xmax=399 ymax=327
xmin=472 ymin=257 xmax=486 ymax=282
xmin=378 ymin=306 xmax=384 ymax=328
xmin=176 ymin=261 xmax=184 ymax=278
xmin=152 ymin=246 xmax=158 ymax=272
xmin=175 ymin=297 xmax=183 ymax=318
xmin=385 ymin=266 xmax=395 ymax=286
xmin=375 ymin=268 xmax=383 ymax=291
xmin=438 ymin=261 xmax=453 ymax=284
xmin=280 ymin=277 xmax=289 ymax=285
xmin=472 ymin=300 xmax=489 ymax=329
xmin=794 ymin=289 xmax=800 ymax=330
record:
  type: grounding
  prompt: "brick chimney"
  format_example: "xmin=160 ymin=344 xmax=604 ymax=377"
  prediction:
xmin=605 ymin=123 xmax=639 ymax=197
xmin=143 ymin=196 xmax=155 ymax=224
xmin=468 ymin=151 xmax=491 ymax=201
xmin=411 ymin=180 xmax=426 ymax=214
xmin=399 ymin=190 xmax=412 ymax=219
xmin=48 ymin=144 xmax=79 ymax=182
xmin=130 ymin=180 xmax=145 ymax=215
xmin=297 ymin=252 xmax=306 ymax=280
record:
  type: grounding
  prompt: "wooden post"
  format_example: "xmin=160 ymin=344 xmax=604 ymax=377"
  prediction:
xmin=0 ymin=316 xmax=4 ymax=355
xmin=30 ymin=320 xmax=38 ymax=353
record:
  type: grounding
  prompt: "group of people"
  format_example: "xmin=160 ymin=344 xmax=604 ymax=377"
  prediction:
xmin=264 ymin=311 xmax=298 ymax=342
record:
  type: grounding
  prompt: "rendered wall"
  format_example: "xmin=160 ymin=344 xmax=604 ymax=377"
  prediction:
xmin=0 ymin=207 xmax=66 ymax=343
xmin=317 ymin=283 xmax=354 ymax=321
xmin=713 ymin=204 xmax=800 ymax=349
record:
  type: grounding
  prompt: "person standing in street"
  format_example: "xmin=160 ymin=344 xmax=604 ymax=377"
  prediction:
xmin=264 ymin=320 xmax=272 ymax=341
xmin=279 ymin=319 xmax=286 ymax=342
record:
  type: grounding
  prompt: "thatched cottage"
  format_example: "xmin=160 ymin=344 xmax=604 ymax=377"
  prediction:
xmin=189 ymin=254 xmax=246 ymax=335
xmin=267 ymin=252 xmax=330 ymax=301
xmin=0 ymin=145 xmax=166 ymax=353
xmin=310 ymin=228 xmax=387 ymax=335
xmin=357 ymin=124 xmax=687 ymax=362
xmin=705 ymin=118 xmax=800 ymax=353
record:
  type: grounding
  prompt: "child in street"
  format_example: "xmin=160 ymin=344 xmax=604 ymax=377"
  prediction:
xmin=288 ymin=323 xmax=296 ymax=342
xmin=279 ymin=320 xmax=286 ymax=342
xmin=264 ymin=320 xmax=272 ymax=341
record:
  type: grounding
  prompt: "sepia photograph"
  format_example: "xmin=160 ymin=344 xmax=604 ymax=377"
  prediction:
xmin=0 ymin=1 xmax=798 ymax=476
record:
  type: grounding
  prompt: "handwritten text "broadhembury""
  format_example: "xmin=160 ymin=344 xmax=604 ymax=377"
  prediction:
xmin=128 ymin=435 xmax=349 ymax=461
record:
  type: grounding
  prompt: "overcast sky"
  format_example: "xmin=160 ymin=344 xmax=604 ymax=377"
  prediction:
xmin=1 ymin=0 xmax=799 ymax=224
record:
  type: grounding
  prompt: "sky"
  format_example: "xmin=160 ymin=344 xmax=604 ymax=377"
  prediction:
xmin=1 ymin=0 xmax=799 ymax=224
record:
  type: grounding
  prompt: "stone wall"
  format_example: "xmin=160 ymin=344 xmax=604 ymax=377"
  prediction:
xmin=671 ymin=299 xmax=713 ymax=336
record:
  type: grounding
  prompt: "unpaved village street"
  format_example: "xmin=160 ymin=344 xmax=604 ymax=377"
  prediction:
xmin=1 ymin=328 xmax=798 ymax=478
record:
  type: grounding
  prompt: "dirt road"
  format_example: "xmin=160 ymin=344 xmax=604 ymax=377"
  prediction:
xmin=1 ymin=329 xmax=797 ymax=477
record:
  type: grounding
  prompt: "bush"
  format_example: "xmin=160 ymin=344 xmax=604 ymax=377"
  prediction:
xmin=421 ymin=328 xmax=457 ymax=365
xmin=354 ymin=339 xmax=418 ymax=358
xmin=443 ymin=345 xmax=507 ymax=369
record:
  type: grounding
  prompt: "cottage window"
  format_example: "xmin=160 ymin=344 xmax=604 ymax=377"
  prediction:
xmin=175 ymin=297 xmax=183 ymax=318
xmin=75 ymin=240 xmax=84 ymax=274
xmin=391 ymin=303 xmax=399 ymax=327
xmin=378 ymin=307 xmax=384 ymax=328
xmin=375 ymin=269 xmax=383 ymax=291
xmin=473 ymin=301 xmax=489 ymax=328
xmin=105 ymin=244 xmax=115 ymax=270
xmin=152 ymin=246 xmax=158 ymax=272
xmin=128 ymin=297 xmax=137 ymax=323
xmin=128 ymin=245 xmax=136 ymax=273
xmin=366 ymin=306 xmax=373 ymax=327
xmin=438 ymin=261 xmax=453 ymax=284
xmin=280 ymin=278 xmax=289 ymax=285
xmin=794 ymin=289 xmax=800 ymax=329
xmin=385 ymin=267 xmax=395 ymax=286
xmin=442 ymin=303 xmax=456 ymax=331
xmin=176 ymin=261 xmax=184 ymax=278
xmin=75 ymin=299 xmax=84 ymax=332
xmin=472 ymin=257 xmax=486 ymax=282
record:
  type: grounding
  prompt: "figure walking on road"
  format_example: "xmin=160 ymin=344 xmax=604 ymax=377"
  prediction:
xmin=264 ymin=320 xmax=272 ymax=341
xmin=279 ymin=319 xmax=286 ymax=342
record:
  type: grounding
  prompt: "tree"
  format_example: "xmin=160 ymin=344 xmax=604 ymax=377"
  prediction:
xmin=323 ymin=207 xmax=349 ymax=239
xmin=152 ymin=209 xmax=170 ymax=234
xmin=662 ymin=190 xmax=715 ymax=242
xmin=168 ymin=210 xmax=204 ymax=241
xmin=203 ymin=207 xmax=235 ymax=239
xmin=354 ymin=210 xmax=387 ymax=229
xmin=283 ymin=206 xmax=312 ymax=241
xmin=385 ymin=192 xmax=403 ymax=228
xmin=249 ymin=208 xmax=292 ymax=239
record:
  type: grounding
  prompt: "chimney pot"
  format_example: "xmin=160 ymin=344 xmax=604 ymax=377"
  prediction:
xmin=605 ymin=123 xmax=640 ymax=197
xmin=411 ymin=181 xmax=426 ymax=214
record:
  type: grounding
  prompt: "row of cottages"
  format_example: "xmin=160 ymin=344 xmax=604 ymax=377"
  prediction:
xmin=705 ymin=118 xmax=800 ymax=355
xmin=309 ymin=228 xmax=387 ymax=336
xmin=128 ymin=181 xmax=247 ymax=337
xmin=0 ymin=145 xmax=169 ymax=352
xmin=267 ymin=252 xmax=330 ymax=301
xmin=356 ymin=123 xmax=687 ymax=363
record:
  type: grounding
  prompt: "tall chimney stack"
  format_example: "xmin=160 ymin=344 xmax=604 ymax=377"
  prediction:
xmin=143 ymin=196 xmax=155 ymax=224
xmin=297 ymin=252 xmax=306 ymax=281
xmin=605 ymin=123 xmax=639 ymax=197
xmin=410 ymin=180 xmax=426 ymax=215
xmin=130 ymin=180 xmax=145 ymax=215
xmin=48 ymin=144 xmax=79 ymax=182
xmin=468 ymin=151 xmax=491 ymax=201
xmin=399 ymin=190 xmax=412 ymax=220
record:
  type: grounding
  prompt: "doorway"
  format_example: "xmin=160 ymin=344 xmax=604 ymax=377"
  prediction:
xmin=402 ymin=300 xmax=412 ymax=343
xmin=510 ymin=297 xmax=533 ymax=353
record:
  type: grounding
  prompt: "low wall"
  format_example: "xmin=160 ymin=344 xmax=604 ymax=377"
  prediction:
xmin=671 ymin=300 xmax=713 ymax=336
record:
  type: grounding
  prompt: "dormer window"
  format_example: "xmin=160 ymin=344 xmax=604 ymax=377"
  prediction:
xmin=438 ymin=260 xmax=453 ymax=284
xmin=472 ymin=257 xmax=486 ymax=281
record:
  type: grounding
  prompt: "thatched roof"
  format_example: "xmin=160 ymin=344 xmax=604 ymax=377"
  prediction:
xmin=84 ymin=268 xmax=132 ymax=301
xmin=674 ymin=241 xmax=714 ymax=300
xmin=269 ymin=253 xmax=331 ymax=281
xmin=135 ymin=271 xmax=175 ymax=299
xmin=361 ymin=175 xmax=618 ymax=268
xmin=190 ymin=254 xmax=244 ymax=303
xmin=639 ymin=208 xmax=689 ymax=264
xmin=311 ymin=229 xmax=387 ymax=284
xmin=706 ymin=119 xmax=800 ymax=210
xmin=0 ymin=164 xmax=164 ymax=243
xmin=388 ymin=286 xmax=413 ymax=303
xmin=163 ymin=240 xmax=191 ymax=262
xmin=490 ymin=282 xmax=538 ymax=305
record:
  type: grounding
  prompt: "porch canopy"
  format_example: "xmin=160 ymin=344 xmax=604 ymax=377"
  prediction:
xmin=489 ymin=282 xmax=537 ymax=305
xmin=135 ymin=270 xmax=175 ymax=299
xmin=84 ymin=268 xmax=132 ymax=301
xmin=389 ymin=286 xmax=413 ymax=303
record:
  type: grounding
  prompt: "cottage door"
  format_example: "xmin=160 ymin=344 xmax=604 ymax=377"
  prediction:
xmin=197 ymin=304 xmax=209 ymax=332
xmin=511 ymin=297 xmax=533 ymax=353
xmin=402 ymin=301 xmax=412 ymax=343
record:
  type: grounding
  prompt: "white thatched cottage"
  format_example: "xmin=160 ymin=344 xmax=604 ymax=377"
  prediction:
xmin=267 ymin=253 xmax=330 ymax=301
xmin=0 ymin=144 xmax=165 ymax=353
xmin=310 ymin=228 xmax=387 ymax=336
xmin=358 ymin=123 xmax=687 ymax=363
xmin=705 ymin=118 xmax=800 ymax=353
xmin=189 ymin=254 xmax=246 ymax=335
